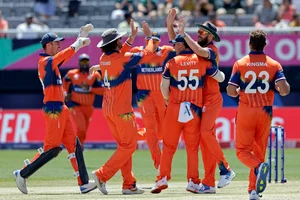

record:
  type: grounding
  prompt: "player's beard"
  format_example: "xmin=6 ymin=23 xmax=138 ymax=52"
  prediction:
xmin=80 ymin=65 xmax=89 ymax=73
xmin=198 ymin=36 xmax=210 ymax=47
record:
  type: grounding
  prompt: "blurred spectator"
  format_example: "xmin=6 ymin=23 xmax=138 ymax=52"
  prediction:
xmin=223 ymin=0 xmax=244 ymax=14
xmin=137 ymin=0 xmax=158 ymax=16
xmin=243 ymin=0 xmax=255 ymax=14
xmin=253 ymin=0 xmax=278 ymax=27
xmin=16 ymin=13 xmax=49 ymax=39
xmin=118 ymin=12 xmax=140 ymax=29
xmin=208 ymin=12 xmax=226 ymax=27
xmin=195 ymin=0 xmax=214 ymax=16
xmin=278 ymin=0 xmax=296 ymax=23
xmin=34 ymin=0 xmax=62 ymax=20
xmin=115 ymin=0 xmax=135 ymax=13
xmin=179 ymin=0 xmax=196 ymax=12
xmin=111 ymin=9 xmax=125 ymax=20
xmin=68 ymin=0 xmax=81 ymax=18
xmin=0 ymin=11 xmax=9 ymax=38
xmin=289 ymin=13 xmax=300 ymax=27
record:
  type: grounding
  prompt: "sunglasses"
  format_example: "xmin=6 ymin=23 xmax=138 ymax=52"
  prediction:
xmin=80 ymin=60 xmax=90 ymax=65
xmin=198 ymin=29 xmax=209 ymax=35
xmin=152 ymin=40 xmax=160 ymax=45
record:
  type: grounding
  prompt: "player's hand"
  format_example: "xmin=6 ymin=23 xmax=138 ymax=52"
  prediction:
xmin=141 ymin=21 xmax=151 ymax=37
xmin=78 ymin=23 xmax=94 ymax=38
xmin=71 ymin=37 xmax=91 ymax=52
xmin=89 ymin=65 xmax=100 ymax=74
xmin=178 ymin=15 xmax=185 ymax=35
xmin=130 ymin=19 xmax=138 ymax=38
xmin=166 ymin=8 xmax=176 ymax=27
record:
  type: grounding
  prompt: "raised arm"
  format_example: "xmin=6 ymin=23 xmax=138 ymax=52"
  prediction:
xmin=166 ymin=8 xmax=177 ymax=41
xmin=177 ymin=16 xmax=210 ymax=58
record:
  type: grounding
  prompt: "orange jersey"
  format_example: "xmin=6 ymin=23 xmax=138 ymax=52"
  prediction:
xmin=100 ymin=42 xmax=156 ymax=116
xmin=162 ymin=51 xmax=218 ymax=108
xmin=131 ymin=45 xmax=174 ymax=91
xmin=203 ymin=43 xmax=220 ymax=96
xmin=228 ymin=51 xmax=286 ymax=107
xmin=38 ymin=46 xmax=75 ymax=104
xmin=63 ymin=69 xmax=103 ymax=106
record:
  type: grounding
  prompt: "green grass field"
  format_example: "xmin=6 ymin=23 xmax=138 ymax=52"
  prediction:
xmin=0 ymin=149 xmax=300 ymax=199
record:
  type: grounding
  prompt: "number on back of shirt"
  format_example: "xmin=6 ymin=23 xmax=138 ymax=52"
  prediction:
xmin=103 ymin=70 xmax=111 ymax=90
xmin=245 ymin=70 xmax=269 ymax=94
xmin=177 ymin=69 xmax=199 ymax=91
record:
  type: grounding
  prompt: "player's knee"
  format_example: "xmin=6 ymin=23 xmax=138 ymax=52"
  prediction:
xmin=50 ymin=147 xmax=63 ymax=157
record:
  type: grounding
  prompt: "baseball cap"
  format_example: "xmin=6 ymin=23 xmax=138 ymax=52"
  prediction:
xmin=40 ymin=32 xmax=65 ymax=45
xmin=151 ymin=31 xmax=161 ymax=41
xmin=79 ymin=53 xmax=90 ymax=61
xmin=169 ymin=34 xmax=186 ymax=44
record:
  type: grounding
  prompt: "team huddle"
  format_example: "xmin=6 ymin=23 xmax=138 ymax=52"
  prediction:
xmin=12 ymin=8 xmax=290 ymax=200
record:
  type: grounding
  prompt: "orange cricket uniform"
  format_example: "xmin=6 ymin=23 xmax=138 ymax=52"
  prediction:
xmin=158 ymin=50 xmax=218 ymax=183
xmin=93 ymin=42 xmax=156 ymax=189
xmin=200 ymin=42 xmax=231 ymax=187
xmin=130 ymin=45 xmax=173 ymax=170
xmin=63 ymin=69 xmax=103 ymax=146
xmin=37 ymin=47 xmax=84 ymax=185
xmin=228 ymin=51 xmax=287 ymax=193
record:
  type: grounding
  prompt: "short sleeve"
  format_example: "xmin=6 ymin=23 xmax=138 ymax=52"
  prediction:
xmin=228 ymin=61 xmax=241 ymax=87
xmin=274 ymin=63 xmax=286 ymax=83
xmin=162 ymin=61 xmax=171 ymax=79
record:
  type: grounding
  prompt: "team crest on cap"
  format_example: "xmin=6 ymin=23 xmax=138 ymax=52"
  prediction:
xmin=53 ymin=33 xmax=58 ymax=37
xmin=152 ymin=31 xmax=157 ymax=36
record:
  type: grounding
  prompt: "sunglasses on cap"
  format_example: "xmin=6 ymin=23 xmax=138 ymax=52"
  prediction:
xmin=198 ymin=29 xmax=209 ymax=35
xmin=80 ymin=60 xmax=90 ymax=65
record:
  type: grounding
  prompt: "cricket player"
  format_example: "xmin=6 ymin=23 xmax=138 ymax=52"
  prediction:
xmin=166 ymin=9 xmax=235 ymax=193
xmin=13 ymin=24 xmax=97 ymax=194
xmin=227 ymin=30 xmax=290 ymax=200
xmin=151 ymin=34 xmax=225 ymax=194
xmin=129 ymin=21 xmax=173 ymax=171
xmin=63 ymin=53 xmax=103 ymax=147
xmin=89 ymin=20 xmax=156 ymax=195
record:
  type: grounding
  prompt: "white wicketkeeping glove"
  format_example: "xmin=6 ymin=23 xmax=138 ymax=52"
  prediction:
xmin=71 ymin=37 xmax=91 ymax=52
xmin=78 ymin=23 xmax=94 ymax=38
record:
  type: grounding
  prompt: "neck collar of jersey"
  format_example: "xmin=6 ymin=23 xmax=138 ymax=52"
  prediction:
xmin=105 ymin=50 xmax=119 ymax=55
xmin=39 ymin=52 xmax=50 ymax=57
xmin=249 ymin=51 xmax=265 ymax=55
xmin=179 ymin=50 xmax=194 ymax=55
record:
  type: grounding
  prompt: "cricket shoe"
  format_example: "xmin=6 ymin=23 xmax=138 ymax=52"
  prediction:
xmin=122 ymin=184 xmax=145 ymax=195
xmin=198 ymin=183 xmax=216 ymax=194
xmin=80 ymin=180 xmax=97 ymax=194
xmin=186 ymin=179 xmax=201 ymax=193
xmin=255 ymin=162 xmax=269 ymax=194
xmin=150 ymin=176 xmax=168 ymax=194
xmin=249 ymin=190 xmax=260 ymax=200
xmin=92 ymin=170 xmax=108 ymax=195
xmin=217 ymin=170 xmax=236 ymax=188
xmin=13 ymin=169 xmax=28 ymax=194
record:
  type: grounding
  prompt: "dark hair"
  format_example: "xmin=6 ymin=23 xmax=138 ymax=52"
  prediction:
xmin=183 ymin=42 xmax=190 ymax=49
xmin=249 ymin=30 xmax=266 ymax=51
xmin=100 ymin=40 xmax=118 ymax=53
xmin=42 ymin=44 xmax=46 ymax=50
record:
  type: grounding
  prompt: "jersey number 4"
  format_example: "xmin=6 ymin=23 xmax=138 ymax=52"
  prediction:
xmin=177 ymin=69 xmax=199 ymax=91
xmin=245 ymin=70 xmax=269 ymax=94
xmin=103 ymin=70 xmax=111 ymax=90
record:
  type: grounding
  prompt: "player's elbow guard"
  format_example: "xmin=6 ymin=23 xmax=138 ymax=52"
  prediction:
xmin=213 ymin=70 xmax=225 ymax=83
